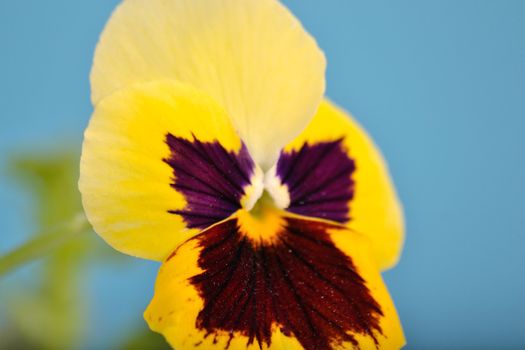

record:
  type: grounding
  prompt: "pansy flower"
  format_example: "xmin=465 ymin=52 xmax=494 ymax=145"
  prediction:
xmin=79 ymin=0 xmax=405 ymax=349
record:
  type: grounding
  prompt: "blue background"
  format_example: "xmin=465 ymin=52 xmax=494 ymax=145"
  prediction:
xmin=1 ymin=1 xmax=524 ymax=349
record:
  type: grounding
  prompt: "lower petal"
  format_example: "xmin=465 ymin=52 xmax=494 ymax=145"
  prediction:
xmin=145 ymin=215 xmax=405 ymax=350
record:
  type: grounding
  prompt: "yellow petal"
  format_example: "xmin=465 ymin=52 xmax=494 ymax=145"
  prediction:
xmin=281 ymin=100 xmax=405 ymax=271
xmin=91 ymin=0 xmax=326 ymax=170
xmin=145 ymin=214 xmax=405 ymax=349
xmin=79 ymin=80 xmax=260 ymax=260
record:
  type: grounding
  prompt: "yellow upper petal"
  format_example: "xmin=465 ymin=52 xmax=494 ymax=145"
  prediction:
xmin=91 ymin=0 xmax=326 ymax=170
xmin=282 ymin=100 xmax=405 ymax=271
xmin=79 ymin=80 xmax=254 ymax=260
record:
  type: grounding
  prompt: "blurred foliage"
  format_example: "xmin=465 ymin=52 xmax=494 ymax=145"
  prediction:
xmin=9 ymin=149 xmax=83 ymax=228
xmin=120 ymin=328 xmax=170 ymax=350
xmin=0 ymin=148 xmax=169 ymax=350
xmin=1 ymin=150 xmax=92 ymax=349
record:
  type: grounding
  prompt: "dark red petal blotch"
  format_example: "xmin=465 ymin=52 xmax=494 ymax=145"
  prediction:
xmin=189 ymin=217 xmax=383 ymax=350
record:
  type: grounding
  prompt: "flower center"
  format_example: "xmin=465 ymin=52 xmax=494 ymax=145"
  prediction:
xmin=241 ymin=165 xmax=290 ymax=212
xmin=263 ymin=164 xmax=291 ymax=209
xmin=237 ymin=191 xmax=284 ymax=244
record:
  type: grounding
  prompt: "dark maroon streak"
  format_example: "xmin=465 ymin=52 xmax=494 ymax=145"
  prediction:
xmin=190 ymin=217 xmax=383 ymax=350
xmin=276 ymin=139 xmax=355 ymax=224
xmin=164 ymin=134 xmax=254 ymax=229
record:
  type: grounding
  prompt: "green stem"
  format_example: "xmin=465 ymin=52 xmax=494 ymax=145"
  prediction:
xmin=0 ymin=213 xmax=90 ymax=278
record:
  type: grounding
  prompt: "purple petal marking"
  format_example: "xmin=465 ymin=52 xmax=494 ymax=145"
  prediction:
xmin=276 ymin=139 xmax=355 ymax=223
xmin=164 ymin=134 xmax=255 ymax=229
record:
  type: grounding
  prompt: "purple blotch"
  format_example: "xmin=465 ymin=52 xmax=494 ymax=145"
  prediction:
xmin=276 ymin=139 xmax=355 ymax=223
xmin=164 ymin=134 xmax=255 ymax=229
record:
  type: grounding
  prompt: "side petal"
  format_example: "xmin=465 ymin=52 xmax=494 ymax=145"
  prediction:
xmin=274 ymin=100 xmax=404 ymax=271
xmin=79 ymin=80 xmax=259 ymax=260
xmin=91 ymin=0 xmax=326 ymax=169
xmin=145 ymin=215 xmax=405 ymax=350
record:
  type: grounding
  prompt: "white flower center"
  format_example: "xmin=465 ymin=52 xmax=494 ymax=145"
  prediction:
xmin=242 ymin=164 xmax=290 ymax=212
